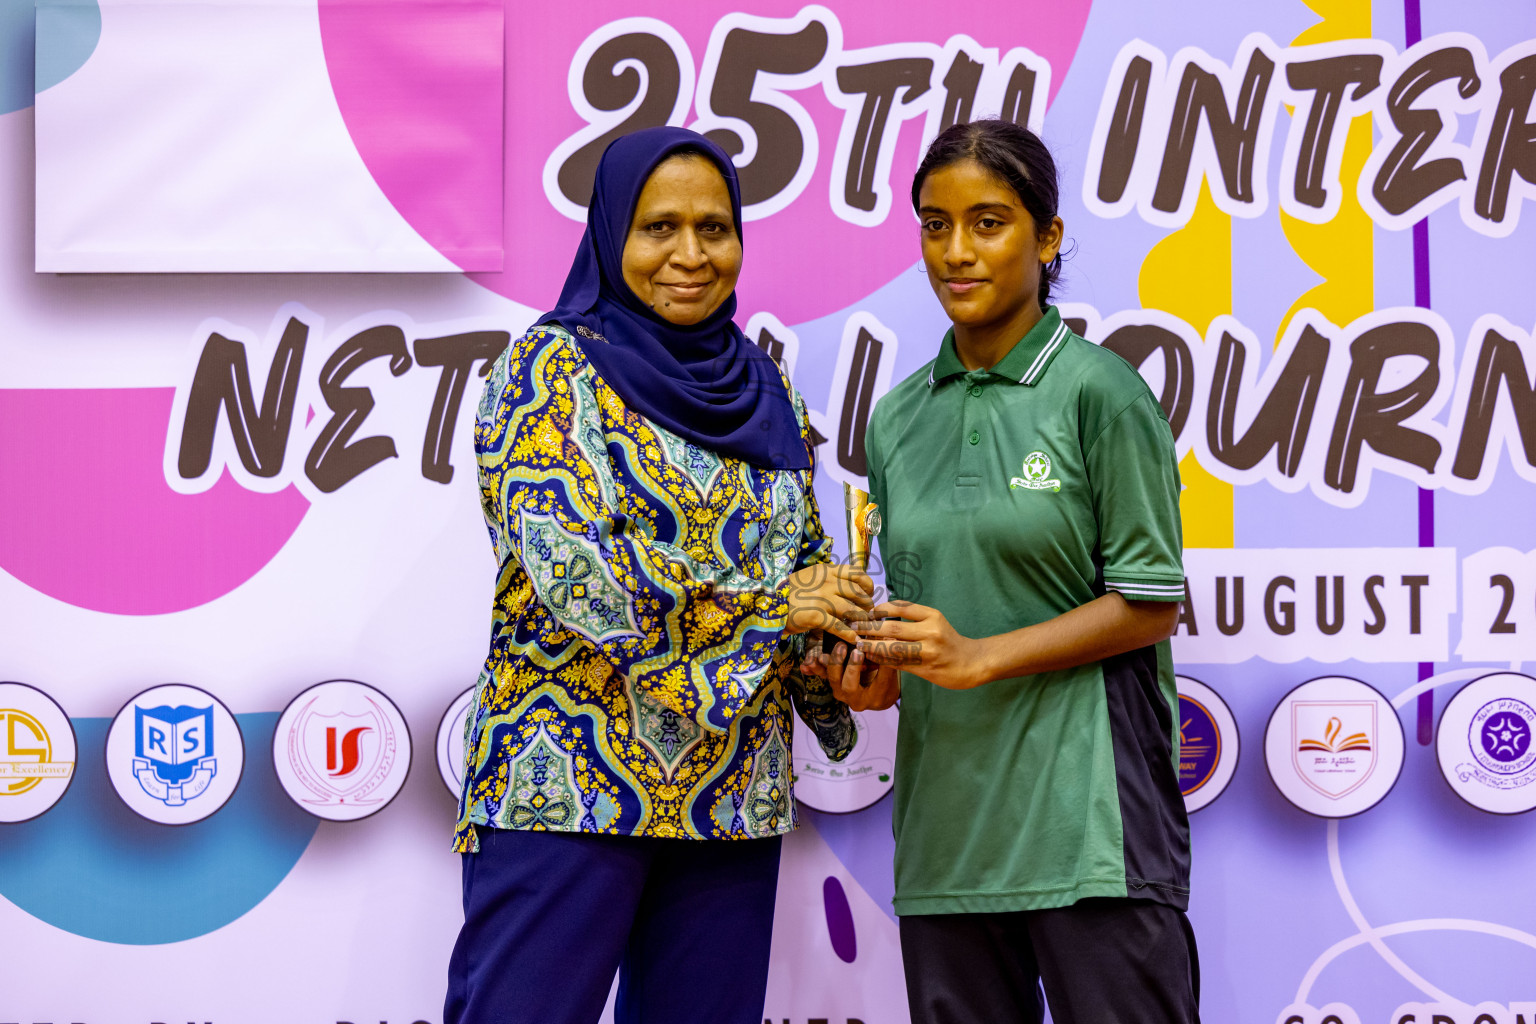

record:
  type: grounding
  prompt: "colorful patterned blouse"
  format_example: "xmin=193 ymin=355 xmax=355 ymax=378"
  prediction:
xmin=453 ymin=326 xmax=855 ymax=850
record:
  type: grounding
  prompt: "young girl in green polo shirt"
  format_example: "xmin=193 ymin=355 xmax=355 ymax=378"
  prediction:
xmin=815 ymin=119 xmax=1200 ymax=1024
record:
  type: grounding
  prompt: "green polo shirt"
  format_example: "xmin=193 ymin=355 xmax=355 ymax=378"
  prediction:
xmin=865 ymin=305 xmax=1189 ymax=916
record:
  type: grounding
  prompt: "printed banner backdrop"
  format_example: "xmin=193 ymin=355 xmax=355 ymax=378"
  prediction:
xmin=3 ymin=0 xmax=1536 ymax=1022
xmin=33 ymin=0 xmax=505 ymax=272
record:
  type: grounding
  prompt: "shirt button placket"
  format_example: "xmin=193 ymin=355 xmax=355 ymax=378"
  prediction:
xmin=961 ymin=374 xmax=985 ymax=452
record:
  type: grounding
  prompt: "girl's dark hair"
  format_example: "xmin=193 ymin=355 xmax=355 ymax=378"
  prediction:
xmin=911 ymin=119 xmax=1063 ymax=308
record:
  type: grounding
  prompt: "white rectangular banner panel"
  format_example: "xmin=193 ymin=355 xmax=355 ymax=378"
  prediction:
xmin=34 ymin=0 xmax=504 ymax=272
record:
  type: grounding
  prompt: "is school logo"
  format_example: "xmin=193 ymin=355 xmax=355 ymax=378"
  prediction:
xmin=0 ymin=682 xmax=77 ymax=823
xmin=1437 ymin=673 xmax=1536 ymax=815
xmin=1265 ymin=676 xmax=1403 ymax=818
xmin=274 ymin=680 xmax=411 ymax=821
xmin=1174 ymin=676 xmax=1238 ymax=813
xmin=1009 ymin=450 xmax=1061 ymax=492
xmin=106 ymin=684 xmax=244 ymax=825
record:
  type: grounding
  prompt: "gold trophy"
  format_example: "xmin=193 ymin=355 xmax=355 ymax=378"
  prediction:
xmin=838 ymin=482 xmax=881 ymax=683
xmin=844 ymin=482 xmax=881 ymax=571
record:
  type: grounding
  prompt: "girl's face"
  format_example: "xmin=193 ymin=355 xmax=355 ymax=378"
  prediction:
xmin=621 ymin=154 xmax=742 ymax=326
xmin=916 ymin=158 xmax=1064 ymax=336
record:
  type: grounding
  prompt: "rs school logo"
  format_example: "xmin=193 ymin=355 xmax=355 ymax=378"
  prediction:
xmin=106 ymin=684 xmax=244 ymax=825
xmin=1010 ymin=450 xmax=1061 ymax=492
xmin=134 ymin=704 xmax=217 ymax=806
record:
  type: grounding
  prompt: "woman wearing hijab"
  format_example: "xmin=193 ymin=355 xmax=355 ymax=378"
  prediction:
xmin=444 ymin=127 xmax=873 ymax=1024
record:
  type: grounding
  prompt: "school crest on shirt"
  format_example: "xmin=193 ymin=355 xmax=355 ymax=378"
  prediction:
xmin=1010 ymin=450 xmax=1061 ymax=492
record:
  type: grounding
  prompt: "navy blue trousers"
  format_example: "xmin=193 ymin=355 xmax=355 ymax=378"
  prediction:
xmin=444 ymin=828 xmax=782 ymax=1024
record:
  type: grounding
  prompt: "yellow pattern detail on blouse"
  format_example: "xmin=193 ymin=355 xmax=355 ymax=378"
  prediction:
xmin=453 ymin=327 xmax=854 ymax=850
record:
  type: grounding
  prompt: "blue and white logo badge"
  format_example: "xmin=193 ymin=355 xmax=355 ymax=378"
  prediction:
xmin=107 ymin=684 xmax=243 ymax=825
xmin=134 ymin=704 xmax=216 ymax=805
xmin=1437 ymin=672 xmax=1536 ymax=815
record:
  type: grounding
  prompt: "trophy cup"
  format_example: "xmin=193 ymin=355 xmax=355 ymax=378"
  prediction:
xmin=844 ymin=482 xmax=881 ymax=571
xmin=832 ymin=482 xmax=882 ymax=683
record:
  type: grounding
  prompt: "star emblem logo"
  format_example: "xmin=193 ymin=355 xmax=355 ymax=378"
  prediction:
xmin=1009 ymin=450 xmax=1062 ymax=492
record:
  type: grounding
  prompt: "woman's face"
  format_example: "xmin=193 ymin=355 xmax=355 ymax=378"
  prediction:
xmin=917 ymin=158 xmax=1064 ymax=334
xmin=621 ymin=154 xmax=742 ymax=326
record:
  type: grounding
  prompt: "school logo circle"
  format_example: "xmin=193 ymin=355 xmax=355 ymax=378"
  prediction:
xmin=1473 ymin=699 xmax=1534 ymax=773
xmin=273 ymin=680 xmax=412 ymax=822
xmin=106 ymin=684 xmax=244 ymax=825
xmin=436 ymin=686 xmax=476 ymax=797
xmin=1264 ymin=676 xmax=1404 ymax=818
xmin=790 ymin=703 xmax=897 ymax=814
xmin=1437 ymin=673 xmax=1536 ymax=814
xmin=1010 ymin=450 xmax=1062 ymax=492
xmin=0 ymin=682 xmax=77 ymax=823
xmin=1174 ymin=675 xmax=1239 ymax=813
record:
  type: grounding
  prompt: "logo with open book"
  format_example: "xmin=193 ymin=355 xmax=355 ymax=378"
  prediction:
xmin=134 ymin=704 xmax=217 ymax=806
xmin=1293 ymin=702 xmax=1376 ymax=799
xmin=106 ymin=684 xmax=244 ymax=825
xmin=1265 ymin=677 xmax=1403 ymax=818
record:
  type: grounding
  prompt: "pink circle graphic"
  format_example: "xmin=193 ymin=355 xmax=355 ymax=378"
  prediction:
xmin=319 ymin=0 xmax=1091 ymax=323
xmin=0 ymin=388 xmax=309 ymax=616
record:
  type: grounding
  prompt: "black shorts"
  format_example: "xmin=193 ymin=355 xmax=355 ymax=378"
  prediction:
xmin=898 ymin=897 xmax=1201 ymax=1024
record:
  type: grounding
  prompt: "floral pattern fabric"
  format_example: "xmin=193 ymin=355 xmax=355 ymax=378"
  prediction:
xmin=454 ymin=326 xmax=854 ymax=850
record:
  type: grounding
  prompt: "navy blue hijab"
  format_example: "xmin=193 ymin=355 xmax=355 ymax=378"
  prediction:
xmin=537 ymin=127 xmax=810 ymax=471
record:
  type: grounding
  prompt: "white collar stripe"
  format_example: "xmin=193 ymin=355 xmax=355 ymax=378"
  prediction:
xmin=1020 ymin=325 xmax=1055 ymax=383
xmin=1023 ymin=323 xmax=1067 ymax=385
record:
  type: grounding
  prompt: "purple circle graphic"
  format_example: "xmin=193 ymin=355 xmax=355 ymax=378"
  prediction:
xmin=1476 ymin=700 xmax=1533 ymax=770
xmin=1178 ymin=694 xmax=1222 ymax=796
